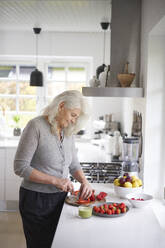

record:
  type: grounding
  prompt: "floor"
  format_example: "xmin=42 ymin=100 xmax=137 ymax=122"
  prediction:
xmin=0 ymin=211 xmax=26 ymax=248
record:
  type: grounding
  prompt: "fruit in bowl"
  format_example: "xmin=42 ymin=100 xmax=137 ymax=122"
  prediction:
xmin=114 ymin=173 xmax=142 ymax=188
xmin=113 ymin=174 xmax=143 ymax=199
xmin=126 ymin=193 xmax=153 ymax=208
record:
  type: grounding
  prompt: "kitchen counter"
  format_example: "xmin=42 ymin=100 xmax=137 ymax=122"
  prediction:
xmin=52 ymin=183 xmax=165 ymax=248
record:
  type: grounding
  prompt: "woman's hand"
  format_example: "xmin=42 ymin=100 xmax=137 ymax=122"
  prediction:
xmin=53 ymin=177 xmax=74 ymax=193
xmin=79 ymin=181 xmax=93 ymax=199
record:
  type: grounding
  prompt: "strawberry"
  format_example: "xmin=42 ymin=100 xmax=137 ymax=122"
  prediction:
xmin=108 ymin=204 xmax=113 ymax=209
xmin=96 ymin=192 xmax=107 ymax=201
xmin=100 ymin=209 xmax=105 ymax=214
xmin=106 ymin=209 xmax=112 ymax=215
xmin=121 ymin=207 xmax=127 ymax=213
xmin=104 ymin=204 xmax=108 ymax=209
xmin=96 ymin=195 xmax=102 ymax=201
xmin=113 ymin=206 xmax=117 ymax=211
xmin=115 ymin=208 xmax=121 ymax=214
xmin=95 ymin=207 xmax=99 ymax=213
xmin=93 ymin=206 xmax=97 ymax=212
xmin=119 ymin=203 xmax=126 ymax=209
xmin=111 ymin=209 xmax=115 ymax=214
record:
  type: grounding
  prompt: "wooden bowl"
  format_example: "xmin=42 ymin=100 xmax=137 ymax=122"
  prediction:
xmin=117 ymin=73 xmax=135 ymax=87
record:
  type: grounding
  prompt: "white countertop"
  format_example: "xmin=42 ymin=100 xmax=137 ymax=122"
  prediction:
xmin=52 ymin=184 xmax=165 ymax=248
xmin=0 ymin=137 xmax=112 ymax=163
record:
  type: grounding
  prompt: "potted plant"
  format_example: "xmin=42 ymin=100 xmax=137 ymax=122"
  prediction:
xmin=13 ymin=115 xmax=21 ymax=136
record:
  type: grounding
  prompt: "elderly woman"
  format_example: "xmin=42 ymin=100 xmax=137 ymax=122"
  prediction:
xmin=14 ymin=90 xmax=92 ymax=248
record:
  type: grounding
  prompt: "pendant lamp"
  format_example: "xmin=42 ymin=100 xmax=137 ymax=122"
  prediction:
xmin=96 ymin=22 xmax=110 ymax=79
xmin=30 ymin=27 xmax=43 ymax=86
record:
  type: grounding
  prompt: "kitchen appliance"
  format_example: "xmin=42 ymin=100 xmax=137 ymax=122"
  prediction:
xmin=104 ymin=114 xmax=120 ymax=133
xmin=121 ymin=137 xmax=139 ymax=176
xmin=70 ymin=162 xmax=122 ymax=183
xmin=131 ymin=110 xmax=143 ymax=158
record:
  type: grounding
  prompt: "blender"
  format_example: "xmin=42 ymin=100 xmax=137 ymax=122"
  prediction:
xmin=121 ymin=137 xmax=139 ymax=177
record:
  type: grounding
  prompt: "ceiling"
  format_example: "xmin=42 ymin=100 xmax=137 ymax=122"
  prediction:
xmin=0 ymin=0 xmax=111 ymax=32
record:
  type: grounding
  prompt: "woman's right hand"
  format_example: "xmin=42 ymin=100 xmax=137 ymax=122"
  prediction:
xmin=52 ymin=177 xmax=74 ymax=193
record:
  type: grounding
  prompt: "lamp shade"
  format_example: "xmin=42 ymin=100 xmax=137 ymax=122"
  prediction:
xmin=30 ymin=69 xmax=43 ymax=86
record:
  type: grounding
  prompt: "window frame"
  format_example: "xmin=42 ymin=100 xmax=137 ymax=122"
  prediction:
xmin=0 ymin=56 xmax=92 ymax=128
xmin=45 ymin=61 xmax=89 ymax=103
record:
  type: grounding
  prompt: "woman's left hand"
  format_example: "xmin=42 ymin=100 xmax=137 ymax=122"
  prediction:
xmin=79 ymin=181 xmax=93 ymax=200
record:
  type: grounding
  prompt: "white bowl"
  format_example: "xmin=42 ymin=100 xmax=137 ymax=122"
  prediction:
xmin=126 ymin=193 xmax=153 ymax=208
xmin=114 ymin=185 xmax=143 ymax=199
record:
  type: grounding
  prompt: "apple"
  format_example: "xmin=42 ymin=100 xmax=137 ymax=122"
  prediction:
xmin=126 ymin=176 xmax=132 ymax=183
xmin=124 ymin=182 xmax=132 ymax=188
xmin=119 ymin=177 xmax=126 ymax=185
xmin=123 ymin=172 xmax=129 ymax=177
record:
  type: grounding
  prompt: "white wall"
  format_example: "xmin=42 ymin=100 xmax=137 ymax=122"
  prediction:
xmin=0 ymin=30 xmax=110 ymax=78
xmin=144 ymin=35 xmax=165 ymax=198
xmin=141 ymin=0 xmax=165 ymax=198
xmin=0 ymin=30 xmax=125 ymax=129
xmin=141 ymin=0 xmax=165 ymax=89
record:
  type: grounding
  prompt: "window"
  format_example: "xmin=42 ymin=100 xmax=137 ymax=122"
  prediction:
xmin=0 ymin=59 xmax=90 ymax=131
xmin=0 ymin=65 xmax=37 ymax=128
xmin=46 ymin=63 xmax=87 ymax=103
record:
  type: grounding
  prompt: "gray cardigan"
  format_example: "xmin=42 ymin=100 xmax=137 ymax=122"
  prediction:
xmin=14 ymin=116 xmax=81 ymax=193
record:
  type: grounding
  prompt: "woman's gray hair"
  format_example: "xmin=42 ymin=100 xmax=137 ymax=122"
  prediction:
xmin=42 ymin=90 xmax=90 ymax=136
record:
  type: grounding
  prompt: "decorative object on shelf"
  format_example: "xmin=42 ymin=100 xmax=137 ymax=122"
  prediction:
xmin=13 ymin=115 xmax=21 ymax=136
xmin=99 ymin=65 xmax=110 ymax=87
xmin=96 ymin=22 xmax=110 ymax=79
xmin=117 ymin=62 xmax=135 ymax=87
xmin=30 ymin=27 xmax=43 ymax=87
xmin=89 ymin=76 xmax=100 ymax=87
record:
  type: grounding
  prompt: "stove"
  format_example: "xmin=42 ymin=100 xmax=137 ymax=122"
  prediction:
xmin=70 ymin=162 xmax=122 ymax=183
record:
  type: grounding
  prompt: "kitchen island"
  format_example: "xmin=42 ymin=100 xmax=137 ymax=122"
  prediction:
xmin=52 ymin=183 xmax=165 ymax=248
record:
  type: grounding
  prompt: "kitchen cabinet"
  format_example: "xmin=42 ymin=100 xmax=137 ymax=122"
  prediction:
xmin=0 ymin=148 xmax=5 ymax=200
xmin=5 ymin=148 xmax=22 ymax=200
xmin=0 ymin=147 xmax=21 ymax=201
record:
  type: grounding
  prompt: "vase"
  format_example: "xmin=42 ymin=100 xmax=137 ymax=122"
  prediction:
xmin=13 ymin=128 xmax=21 ymax=136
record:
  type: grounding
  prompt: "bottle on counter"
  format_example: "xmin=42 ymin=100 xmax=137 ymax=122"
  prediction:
xmin=112 ymin=131 xmax=122 ymax=158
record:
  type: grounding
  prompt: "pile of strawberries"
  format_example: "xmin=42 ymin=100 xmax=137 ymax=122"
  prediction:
xmin=93 ymin=202 xmax=127 ymax=215
xmin=74 ymin=190 xmax=107 ymax=205
xmin=131 ymin=198 xmax=144 ymax=201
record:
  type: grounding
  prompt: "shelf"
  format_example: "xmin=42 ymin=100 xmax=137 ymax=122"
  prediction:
xmin=82 ymin=87 xmax=144 ymax=98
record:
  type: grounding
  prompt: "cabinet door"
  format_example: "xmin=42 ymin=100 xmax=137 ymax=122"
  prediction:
xmin=0 ymin=148 xmax=5 ymax=200
xmin=5 ymin=148 xmax=22 ymax=200
xmin=0 ymin=148 xmax=5 ymax=179
xmin=5 ymin=148 xmax=18 ymax=180
xmin=5 ymin=179 xmax=21 ymax=200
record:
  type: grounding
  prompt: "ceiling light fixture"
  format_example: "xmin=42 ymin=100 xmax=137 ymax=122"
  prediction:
xmin=96 ymin=22 xmax=110 ymax=79
xmin=30 ymin=27 xmax=43 ymax=86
